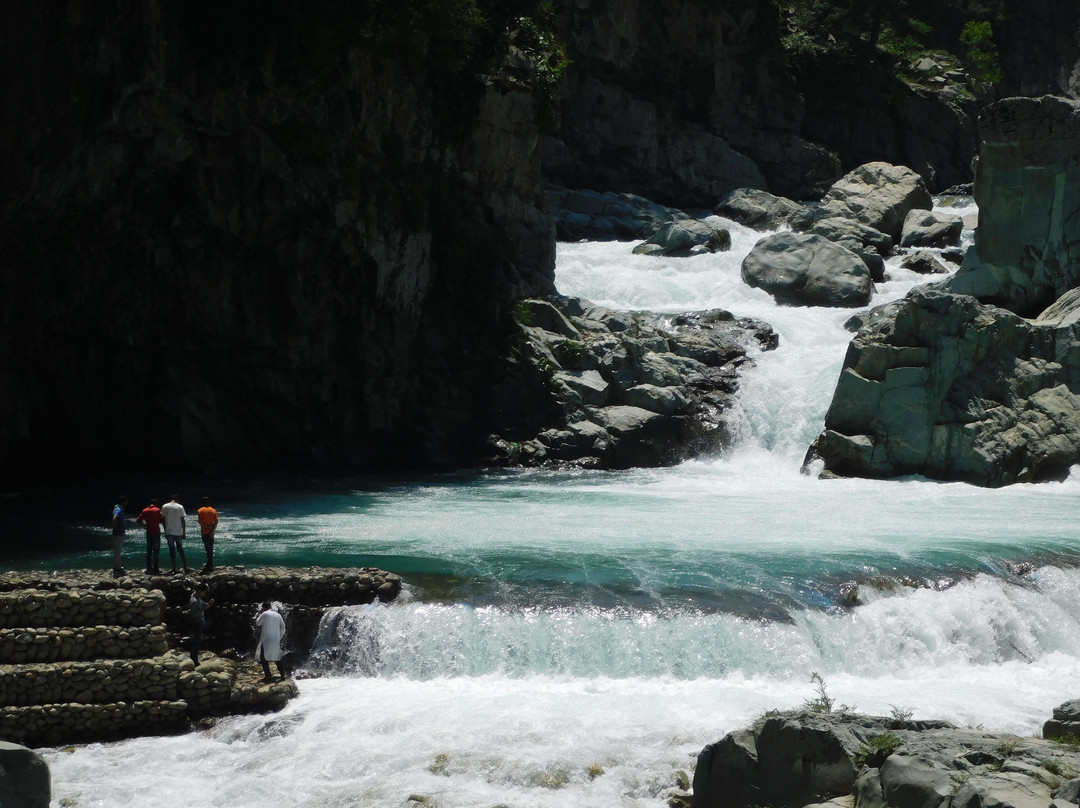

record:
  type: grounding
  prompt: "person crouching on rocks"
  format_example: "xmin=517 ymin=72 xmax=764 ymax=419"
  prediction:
xmin=255 ymin=601 xmax=287 ymax=682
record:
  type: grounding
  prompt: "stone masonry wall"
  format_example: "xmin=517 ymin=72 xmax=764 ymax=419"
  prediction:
xmin=0 ymin=566 xmax=401 ymax=747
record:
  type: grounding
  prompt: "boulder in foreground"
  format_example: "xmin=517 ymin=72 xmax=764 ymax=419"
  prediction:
xmin=694 ymin=708 xmax=1080 ymax=808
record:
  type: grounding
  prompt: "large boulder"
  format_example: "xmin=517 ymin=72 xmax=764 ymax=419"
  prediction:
xmin=807 ymin=286 xmax=1080 ymax=486
xmin=944 ymin=95 xmax=1080 ymax=317
xmin=741 ymin=232 xmax=873 ymax=307
xmin=900 ymin=209 xmax=964 ymax=248
xmin=0 ymin=742 xmax=50 ymax=808
xmin=794 ymin=162 xmax=933 ymax=241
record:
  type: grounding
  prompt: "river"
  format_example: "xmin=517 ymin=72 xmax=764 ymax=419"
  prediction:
xmin=22 ymin=198 xmax=1080 ymax=807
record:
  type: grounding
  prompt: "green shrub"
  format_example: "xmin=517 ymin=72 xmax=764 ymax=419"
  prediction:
xmin=854 ymin=731 xmax=903 ymax=767
xmin=960 ymin=20 xmax=1002 ymax=85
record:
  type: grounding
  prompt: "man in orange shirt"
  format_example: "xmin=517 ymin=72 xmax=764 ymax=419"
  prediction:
xmin=197 ymin=497 xmax=219 ymax=573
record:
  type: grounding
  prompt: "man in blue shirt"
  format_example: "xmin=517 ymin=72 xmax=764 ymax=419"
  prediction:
xmin=111 ymin=496 xmax=128 ymax=577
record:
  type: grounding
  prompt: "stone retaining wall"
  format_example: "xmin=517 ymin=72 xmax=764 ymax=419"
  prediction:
xmin=0 ymin=657 xmax=179 ymax=706
xmin=0 ymin=624 xmax=169 ymax=664
xmin=0 ymin=566 xmax=400 ymax=748
xmin=177 ymin=656 xmax=236 ymax=714
xmin=154 ymin=566 xmax=402 ymax=608
xmin=0 ymin=589 xmax=163 ymax=629
xmin=0 ymin=700 xmax=189 ymax=746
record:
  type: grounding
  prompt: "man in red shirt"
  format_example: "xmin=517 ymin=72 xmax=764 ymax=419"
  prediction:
xmin=197 ymin=497 xmax=219 ymax=573
xmin=136 ymin=499 xmax=165 ymax=575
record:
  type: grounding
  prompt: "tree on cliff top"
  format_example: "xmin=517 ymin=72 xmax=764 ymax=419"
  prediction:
xmin=775 ymin=0 xmax=1004 ymax=72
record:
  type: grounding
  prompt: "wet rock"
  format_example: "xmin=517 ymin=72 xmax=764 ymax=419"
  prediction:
xmin=900 ymin=209 xmax=963 ymax=248
xmin=633 ymin=219 xmax=731 ymax=257
xmin=487 ymin=299 xmax=777 ymax=469
xmin=741 ymin=232 xmax=873 ymax=307
xmin=694 ymin=711 xmax=1077 ymax=808
xmin=714 ymin=188 xmax=806 ymax=232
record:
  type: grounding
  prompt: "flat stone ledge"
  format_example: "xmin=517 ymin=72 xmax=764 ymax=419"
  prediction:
xmin=0 ymin=565 xmax=403 ymax=607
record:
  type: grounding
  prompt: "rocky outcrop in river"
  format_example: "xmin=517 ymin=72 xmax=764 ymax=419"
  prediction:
xmin=486 ymin=296 xmax=778 ymax=469
xmin=693 ymin=708 xmax=1080 ymax=808
xmin=808 ymin=96 xmax=1080 ymax=486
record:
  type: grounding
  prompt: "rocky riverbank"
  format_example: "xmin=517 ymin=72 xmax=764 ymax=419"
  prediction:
xmin=0 ymin=565 xmax=401 ymax=748
xmin=691 ymin=705 xmax=1080 ymax=808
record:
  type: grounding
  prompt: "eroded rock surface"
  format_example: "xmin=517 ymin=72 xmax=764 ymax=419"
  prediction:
xmin=810 ymin=96 xmax=1080 ymax=485
xmin=486 ymin=297 xmax=778 ymax=469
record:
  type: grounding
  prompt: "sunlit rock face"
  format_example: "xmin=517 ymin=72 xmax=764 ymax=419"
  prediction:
xmin=809 ymin=96 xmax=1080 ymax=487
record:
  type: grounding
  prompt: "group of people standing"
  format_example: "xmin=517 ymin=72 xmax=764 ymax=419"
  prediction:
xmin=110 ymin=494 xmax=218 ymax=576
xmin=110 ymin=494 xmax=288 ymax=682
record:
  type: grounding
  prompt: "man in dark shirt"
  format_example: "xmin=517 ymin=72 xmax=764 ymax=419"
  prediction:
xmin=188 ymin=584 xmax=213 ymax=662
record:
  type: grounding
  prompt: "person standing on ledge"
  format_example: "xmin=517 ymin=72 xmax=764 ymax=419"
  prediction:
xmin=110 ymin=495 xmax=128 ymax=577
xmin=255 ymin=602 xmax=287 ymax=682
xmin=136 ymin=498 xmax=164 ymax=574
xmin=188 ymin=584 xmax=213 ymax=662
xmin=197 ymin=496 xmax=219 ymax=573
xmin=161 ymin=494 xmax=189 ymax=573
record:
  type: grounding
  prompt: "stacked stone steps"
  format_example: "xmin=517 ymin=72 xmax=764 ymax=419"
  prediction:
xmin=0 ymin=587 xmax=188 ymax=746
xmin=0 ymin=566 xmax=402 ymax=747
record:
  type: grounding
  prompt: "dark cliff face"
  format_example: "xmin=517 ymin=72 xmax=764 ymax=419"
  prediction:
xmin=546 ymin=0 xmax=837 ymax=203
xmin=0 ymin=1 xmax=556 ymax=480
xmin=546 ymin=0 xmax=1080 ymax=201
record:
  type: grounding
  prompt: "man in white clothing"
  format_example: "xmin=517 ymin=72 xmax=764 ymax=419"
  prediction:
xmin=255 ymin=602 xmax=287 ymax=682
xmin=161 ymin=495 xmax=189 ymax=572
